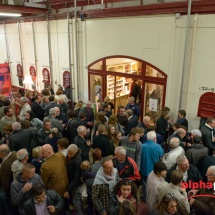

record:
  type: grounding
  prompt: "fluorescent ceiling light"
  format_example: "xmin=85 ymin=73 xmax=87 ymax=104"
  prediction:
xmin=0 ymin=12 xmax=22 ymax=17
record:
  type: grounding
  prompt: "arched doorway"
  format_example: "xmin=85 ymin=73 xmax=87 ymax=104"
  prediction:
xmin=88 ymin=56 xmax=167 ymax=120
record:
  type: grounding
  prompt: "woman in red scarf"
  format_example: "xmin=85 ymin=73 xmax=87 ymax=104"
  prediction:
xmin=110 ymin=179 xmax=137 ymax=215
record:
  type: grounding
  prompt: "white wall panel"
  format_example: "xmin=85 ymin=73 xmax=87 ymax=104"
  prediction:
xmin=0 ymin=24 xmax=7 ymax=63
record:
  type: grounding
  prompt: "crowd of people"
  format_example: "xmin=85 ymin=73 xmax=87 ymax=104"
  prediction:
xmin=0 ymin=85 xmax=215 ymax=215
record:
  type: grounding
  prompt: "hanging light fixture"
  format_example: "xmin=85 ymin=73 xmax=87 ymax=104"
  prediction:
xmin=0 ymin=13 xmax=22 ymax=17
xmin=23 ymin=75 xmax=34 ymax=85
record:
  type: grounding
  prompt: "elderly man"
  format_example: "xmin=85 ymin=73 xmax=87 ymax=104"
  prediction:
xmin=59 ymin=98 xmax=69 ymax=114
xmin=19 ymin=97 xmax=31 ymax=120
xmin=124 ymin=109 xmax=138 ymax=135
xmin=40 ymin=144 xmax=68 ymax=196
xmin=125 ymin=96 xmax=140 ymax=118
xmin=44 ymin=108 xmax=63 ymax=135
xmin=140 ymin=131 xmax=164 ymax=202
xmin=162 ymin=137 xmax=185 ymax=169
xmin=168 ymin=128 xmax=186 ymax=149
xmin=74 ymin=125 xmax=91 ymax=161
xmin=92 ymin=157 xmax=119 ymax=215
xmin=200 ymin=117 xmax=215 ymax=152
xmin=166 ymin=154 xmax=202 ymax=183
xmin=202 ymin=149 xmax=215 ymax=181
xmin=137 ymin=115 xmax=151 ymax=135
xmin=11 ymin=148 xmax=29 ymax=180
xmin=189 ymin=165 xmax=215 ymax=215
xmin=9 ymin=122 xmax=34 ymax=157
xmin=10 ymin=163 xmax=43 ymax=209
xmin=64 ymin=144 xmax=83 ymax=215
xmin=112 ymin=146 xmax=140 ymax=183
xmin=0 ymin=144 xmax=16 ymax=197
xmin=22 ymin=183 xmax=65 ymax=215
xmin=55 ymin=107 xmax=67 ymax=128
xmin=157 ymin=170 xmax=190 ymax=215
xmin=146 ymin=161 xmax=167 ymax=214
xmin=0 ymin=107 xmax=16 ymax=135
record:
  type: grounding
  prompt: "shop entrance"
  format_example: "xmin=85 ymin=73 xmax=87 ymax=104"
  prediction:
xmin=88 ymin=56 xmax=167 ymax=122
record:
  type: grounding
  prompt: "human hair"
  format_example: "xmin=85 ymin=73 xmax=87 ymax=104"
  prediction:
xmin=17 ymin=148 xmax=28 ymax=161
xmin=25 ymin=90 xmax=32 ymax=99
xmin=12 ymin=122 xmax=21 ymax=131
xmin=115 ymin=146 xmax=126 ymax=156
xmin=49 ymin=95 xmax=55 ymax=102
xmin=67 ymin=144 xmax=78 ymax=153
xmin=147 ymin=126 xmax=155 ymax=132
xmin=43 ymin=118 xmax=51 ymax=125
xmin=176 ymin=155 xmax=187 ymax=164
xmin=155 ymin=193 xmax=177 ymax=214
xmin=57 ymin=138 xmax=69 ymax=149
xmin=207 ymin=118 xmax=215 ymax=124
xmin=32 ymin=146 xmax=42 ymax=159
xmin=178 ymin=109 xmax=186 ymax=117
xmin=129 ymin=127 xmax=141 ymax=137
xmin=173 ymin=123 xmax=181 ymax=129
xmin=162 ymin=107 xmax=170 ymax=112
xmin=77 ymin=126 xmax=86 ymax=135
xmin=80 ymin=160 xmax=91 ymax=170
xmin=56 ymin=89 xmax=63 ymax=95
xmin=92 ymin=148 xmax=102 ymax=162
xmin=42 ymin=89 xmax=50 ymax=96
xmin=154 ymin=162 xmax=167 ymax=175
xmin=4 ymin=107 xmax=11 ymax=115
xmin=0 ymin=144 xmax=10 ymax=155
xmin=128 ymin=96 xmax=135 ymax=102
xmin=176 ymin=128 xmax=186 ymax=136
xmin=75 ymin=101 xmax=84 ymax=109
xmin=193 ymin=135 xmax=201 ymax=144
xmin=208 ymin=166 xmax=215 ymax=175
xmin=119 ymin=199 xmax=136 ymax=215
xmin=22 ymin=163 xmax=35 ymax=172
xmin=136 ymin=127 xmax=145 ymax=134
xmin=104 ymin=103 xmax=111 ymax=109
xmin=20 ymin=97 xmax=28 ymax=103
xmin=51 ymin=128 xmax=59 ymax=137
xmin=21 ymin=120 xmax=30 ymax=129
xmin=113 ymin=131 xmax=122 ymax=147
xmin=31 ymin=183 xmax=45 ymax=196
xmin=126 ymin=109 xmax=133 ymax=117
xmin=147 ymin=131 xmax=156 ymax=140
xmin=107 ymin=124 xmax=116 ymax=141
xmin=169 ymin=137 xmax=180 ymax=149
xmin=95 ymin=111 xmax=106 ymax=126
xmin=79 ymin=112 xmax=87 ymax=119
xmin=114 ymin=180 xmax=137 ymax=200
xmin=49 ymin=108 xmax=56 ymax=116
xmin=2 ymin=99 xmax=10 ymax=106
xmin=143 ymin=116 xmax=150 ymax=123
xmin=26 ymin=110 xmax=35 ymax=121
xmin=161 ymin=111 xmax=168 ymax=118
xmin=98 ymin=124 xmax=106 ymax=133
xmin=102 ymin=157 xmax=112 ymax=167
xmin=67 ymin=110 xmax=77 ymax=119
xmin=3 ymin=124 xmax=13 ymax=133
xmin=108 ymin=115 xmax=118 ymax=126
xmin=170 ymin=170 xmax=183 ymax=185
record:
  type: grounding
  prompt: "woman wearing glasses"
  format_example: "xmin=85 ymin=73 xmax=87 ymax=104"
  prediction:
xmin=109 ymin=180 xmax=138 ymax=215
xmin=155 ymin=193 xmax=178 ymax=215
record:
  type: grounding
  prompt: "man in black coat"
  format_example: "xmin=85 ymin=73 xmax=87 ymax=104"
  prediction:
xmin=74 ymin=125 xmax=91 ymax=161
xmin=124 ymin=109 xmax=138 ymax=136
xmin=45 ymin=95 xmax=61 ymax=117
xmin=200 ymin=117 xmax=215 ymax=153
xmin=166 ymin=154 xmax=202 ymax=183
xmin=31 ymin=95 xmax=44 ymax=121
xmin=59 ymin=98 xmax=70 ymax=114
xmin=92 ymin=124 xmax=112 ymax=157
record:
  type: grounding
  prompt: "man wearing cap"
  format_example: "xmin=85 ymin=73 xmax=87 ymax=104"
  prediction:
xmin=18 ymin=97 xmax=31 ymax=120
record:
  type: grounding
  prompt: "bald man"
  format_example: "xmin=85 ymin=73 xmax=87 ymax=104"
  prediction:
xmin=0 ymin=144 xmax=16 ymax=197
xmin=40 ymin=144 xmax=68 ymax=196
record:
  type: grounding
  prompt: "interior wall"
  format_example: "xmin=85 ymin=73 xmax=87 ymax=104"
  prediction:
xmin=1 ymin=14 xmax=215 ymax=129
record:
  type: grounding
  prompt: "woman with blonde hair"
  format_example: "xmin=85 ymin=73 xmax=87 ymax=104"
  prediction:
xmin=113 ymin=131 xmax=122 ymax=148
xmin=75 ymin=101 xmax=84 ymax=116
xmin=31 ymin=146 xmax=43 ymax=174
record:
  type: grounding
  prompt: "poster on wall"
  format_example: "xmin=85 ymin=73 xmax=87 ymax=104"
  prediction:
xmin=17 ymin=64 xmax=23 ymax=86
xmin=0 ymin=63 xmax=12 ymax=96
xmin=30 ymin=66 xmax=36 ymax=90
xmin=42 ymin=68 xmax=50 ymax=88
xmin=149 ymin=98 xmax=158 ymax=111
